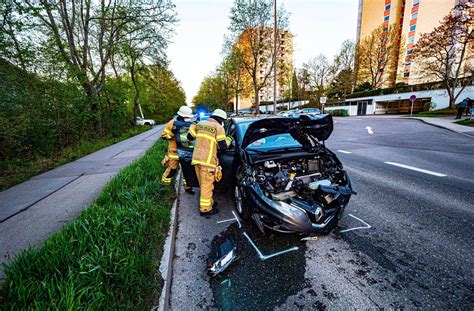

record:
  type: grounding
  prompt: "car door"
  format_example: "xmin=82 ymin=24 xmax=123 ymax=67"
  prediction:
xmin=173 ymin=121 xmax=200 ymax=187
xmin=218 ymin=120 xmax=239 ymax=186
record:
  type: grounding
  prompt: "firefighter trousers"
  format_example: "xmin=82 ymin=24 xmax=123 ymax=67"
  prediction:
xmin=195 ymin=165 xmax=215 ymax=213
xmin=161 ymin=158 xmax=191 ymax=190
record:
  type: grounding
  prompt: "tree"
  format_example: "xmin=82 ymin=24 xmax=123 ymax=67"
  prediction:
xmin=228 ymin=0 xmax=289 ymax=113
xmin=291 ymin=70 xmax=299 ymax=101
xmin=331 ymin=39 xmax=356 ymax=96
xmin=355 ymin=24 xmax=402 ymax=89
xmin=115 ymin=1 xmax=177 ymax=125
xmin=192 ymin=74 xmax=228 ymax=111
xmin=413 ymin=3 xmax=473 ymax=108
xmin=303 ymin=54 xmax=333 ymax=105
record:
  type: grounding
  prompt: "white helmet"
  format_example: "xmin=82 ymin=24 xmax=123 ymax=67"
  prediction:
xmin=212 ymin=109 xmax=227 ymax=120
xmin=177 ymin=105 xmax=194 ymax=118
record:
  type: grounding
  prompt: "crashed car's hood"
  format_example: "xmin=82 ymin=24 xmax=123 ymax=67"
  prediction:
xmin=241 ymin=114 xmax=333 ymax=150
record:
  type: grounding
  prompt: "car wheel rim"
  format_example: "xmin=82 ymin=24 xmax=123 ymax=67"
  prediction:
xmin=235 ymin=186 xmax=243 ymax=214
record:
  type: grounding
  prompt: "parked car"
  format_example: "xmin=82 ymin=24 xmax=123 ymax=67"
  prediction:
xmin=296 ymin=108 xmax=321 ymax=116
xmin=136 ymin=117 xmax=155 ymax=126
xmin=176 ymin=114 xmax=354 ymax=234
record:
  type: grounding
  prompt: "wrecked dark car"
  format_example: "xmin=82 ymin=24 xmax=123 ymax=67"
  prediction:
xmin=176 ymin=114 xmax=355 ymax=234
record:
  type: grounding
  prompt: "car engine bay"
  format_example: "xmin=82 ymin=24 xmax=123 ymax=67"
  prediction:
xmin=252 ymin=151 xmax=350 ymax=210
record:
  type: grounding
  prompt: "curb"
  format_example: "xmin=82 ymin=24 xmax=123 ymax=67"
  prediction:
xmin=406 ymin=117 xmax=474 ymax=138
xmin=155 ymin=171 xmax=181 ymax=311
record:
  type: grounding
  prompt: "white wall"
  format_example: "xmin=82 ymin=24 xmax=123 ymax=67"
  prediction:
xmin=324 ymin=85 xmax=474 ymax=116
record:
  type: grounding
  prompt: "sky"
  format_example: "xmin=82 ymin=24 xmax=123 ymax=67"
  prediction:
xmin=167 ymin=0 xmax=359 ymax=104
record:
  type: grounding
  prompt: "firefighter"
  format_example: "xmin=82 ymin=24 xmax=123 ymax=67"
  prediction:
xmin=187 ymin=109 xmax=232 ymax=216
xmin=161 ymin=105 xmax=195 ymax=194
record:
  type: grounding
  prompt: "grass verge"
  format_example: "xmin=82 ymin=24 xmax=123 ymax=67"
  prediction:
xmin=0 ymin=126 xmax=151 ymax=191
xmin=0 ymin=140 xmax=174 ymax=309
xmin=414 ymin=108 xmax=457 ymax=117
xmin=455 ymin=118 xmax=474 ymax=127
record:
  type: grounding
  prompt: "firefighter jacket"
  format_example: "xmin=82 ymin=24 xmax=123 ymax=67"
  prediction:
xmin=188 ymin=117 xmax=230 ymax=168
xmin=161 ymin=119 xmax=179 ymax=160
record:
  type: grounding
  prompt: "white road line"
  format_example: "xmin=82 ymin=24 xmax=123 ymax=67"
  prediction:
xmin=384 ymin=162 xmax=447 ymax=177
xmin=216 ymin=218 xmax=236 ymax=224
xmin=365 ymin=126 xmax=374 ymax=134
xmin=337 ymin=150 xmax=352 ymax=154
xmin=243 ymin=232 xmax=299 ymax=261
xmin=232 ymin=211 xmax=242 ymax=228
xmin=340 ymin=214 xmax=371 ymax=233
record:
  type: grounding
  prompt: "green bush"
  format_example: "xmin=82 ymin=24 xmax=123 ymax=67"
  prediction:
xmin=1 ymin=140 xmax=174 ymax=309
xmin=328 ymin=109 xmax=349 ymax=117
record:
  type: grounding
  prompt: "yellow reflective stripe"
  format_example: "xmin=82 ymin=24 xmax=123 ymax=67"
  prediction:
xmin=225 ymin=137 xmax=232 ymax=146
xmin=207 ymin=140 xmax=215 ymax=164
xmin=216 ymin=134 xmax=226 ymax=141
xmin=168 ymin=153 xmax=179 ymax=159
xmin=196 ymin=133 xmax=216 ymax=142
xmin=200 ymin=198 xmax=211 ymax=203
xmin=189 ymin=127 xmax=197 ymax=137
xmin=191 ymin=160 xmax=217 ymax=168
xmin=163 ymin=128 xmax=171 ymax=133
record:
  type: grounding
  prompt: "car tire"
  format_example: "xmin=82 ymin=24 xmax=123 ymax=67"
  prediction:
xmin=145 ymin=122 xmax=151 ymax=126
xmin=234 ymin=185 xmax=250 ymax=220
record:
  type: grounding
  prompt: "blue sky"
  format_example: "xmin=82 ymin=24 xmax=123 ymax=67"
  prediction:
xmin=167 ymin=0 xmax=358 ymax=104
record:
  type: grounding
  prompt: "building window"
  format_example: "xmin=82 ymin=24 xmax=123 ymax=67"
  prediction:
xmin=413 ymin=0 xmax=419 ymax=6
xmin=408 ymin=37 xmax=415 ymax=44
xmin=385 ymin=4 xmax=391 ymax=10
xmin=407 ymin=48 xmax=413 ymax=55
xmin=404 ymin=72 xmax=410 ymax=77
xmin=384 ymin=15 xmax=390 ymax=22
xmin=411 ymin=12 xmax=418 ymax=20
xmin=410 ymin=24 xmax=416 ymax=31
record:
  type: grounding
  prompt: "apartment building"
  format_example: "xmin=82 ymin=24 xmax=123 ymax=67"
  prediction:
xmin=356 ymin=0 xmax=473 ymax=86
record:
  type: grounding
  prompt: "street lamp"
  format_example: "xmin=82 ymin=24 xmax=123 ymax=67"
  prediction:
xmin=273 ymin=0 xmax=277 ymax=115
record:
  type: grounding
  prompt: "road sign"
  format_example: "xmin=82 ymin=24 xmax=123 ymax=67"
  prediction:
xmin=320 ymin=97 xmax=327 ymax=104
xmin=410 ymin=95 xmax=417 ymax=115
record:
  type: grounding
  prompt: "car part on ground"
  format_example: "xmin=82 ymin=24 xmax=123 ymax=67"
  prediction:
xmin=207 ymin=238 xmax=237 ymax=277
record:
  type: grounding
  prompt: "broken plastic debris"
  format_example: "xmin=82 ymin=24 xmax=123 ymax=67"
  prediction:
xmin=207 ymin=238 xmax=237 ymax=277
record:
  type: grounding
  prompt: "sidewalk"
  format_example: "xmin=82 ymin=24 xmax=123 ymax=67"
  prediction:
xmin=405 ymin=116 xmax=474 ymax=137
xmin=0 ymin=125 xmax=164 ymax=279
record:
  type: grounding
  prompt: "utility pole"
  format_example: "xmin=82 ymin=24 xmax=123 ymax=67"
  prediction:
xmin=273 ymin=0 xmax=277 ymax=115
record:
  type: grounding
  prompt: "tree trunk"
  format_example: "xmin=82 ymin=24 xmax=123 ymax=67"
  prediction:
xmin=449 ymin=96 xmax=456 ymax=109
xmin=254 ymin=84 xmax=260 ymax=114
xmin=130 ymin=60 xmax=139 ymax=126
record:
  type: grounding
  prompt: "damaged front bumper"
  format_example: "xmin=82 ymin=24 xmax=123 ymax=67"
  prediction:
xmin=242 ymin=182 xmax=353 ymax=234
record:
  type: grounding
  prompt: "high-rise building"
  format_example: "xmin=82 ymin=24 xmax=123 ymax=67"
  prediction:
xmin=233 ymin=28 xmax=293 ymax=111
xmin=356 ymin=0 xmax=473 ymax=86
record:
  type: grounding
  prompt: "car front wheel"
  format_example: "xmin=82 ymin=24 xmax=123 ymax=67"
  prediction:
xmin=234 ymin=185 xmax=250 ymax=219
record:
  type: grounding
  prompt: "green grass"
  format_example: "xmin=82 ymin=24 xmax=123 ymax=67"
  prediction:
xmin=0 ymin=126 xmax=150 ymax=191
xmin=414 ymin=108 xmax=457 ymax=117
xmin=0 ymin=140 xmax=174 ymax=309
xmin=455 ymin=118 xmax=474 ymax=127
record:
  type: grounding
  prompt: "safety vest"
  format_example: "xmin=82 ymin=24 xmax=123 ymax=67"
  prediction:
xmin=189 ymin=118 xmax=226 ymax=168
xmin=161 ymin=119 xmax=179 ymax=160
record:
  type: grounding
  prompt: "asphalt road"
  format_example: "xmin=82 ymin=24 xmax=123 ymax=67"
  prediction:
xmin=0 ymin=125 xmax=164 ymax=279
xmin=170 ymin=117 xmax=474 ymax=310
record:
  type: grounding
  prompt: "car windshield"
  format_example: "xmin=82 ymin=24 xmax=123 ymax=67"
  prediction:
xmin=237 ymin=122 xmax=302 ymax=152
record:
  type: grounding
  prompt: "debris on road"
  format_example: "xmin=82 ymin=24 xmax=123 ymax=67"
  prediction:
xmin=243 ymin=232 xmax=299 ymax=260
xmin=207 ymin=238 xmax=237 ymax=277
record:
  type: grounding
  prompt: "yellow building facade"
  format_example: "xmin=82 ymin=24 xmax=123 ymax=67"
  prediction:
xmin=357 ymin=0 xmax=470 ymax=86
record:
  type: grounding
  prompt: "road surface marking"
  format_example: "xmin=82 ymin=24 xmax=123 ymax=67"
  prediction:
xmin=340 ymin=214 xmax=371 ymax=233
xmin=384 ymin=162 xmax=447 ymax=177
xmin=217 ymin=211 xmax=242 ymax=228
xmin=243 ymin=232 xmax=299 ymax=261
xmin=365 ymin=126 xmax=374 ymax=134
xmin=232 ymin=211 xmax=242 ymax=228
xmin=337 ymin=150 xmax=352 ymax=154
